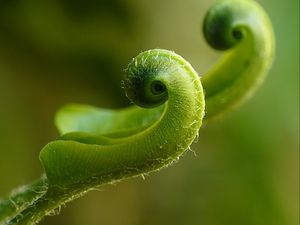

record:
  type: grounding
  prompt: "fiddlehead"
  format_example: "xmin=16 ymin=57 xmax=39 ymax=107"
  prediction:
xmin=1 ymin=0 xmax=275 ymax=224
xmin=42 ymin=50 xmax=204 ymax=188
xmin=55 ymin=0 xmax=274 ymax=136
xmin=202 ymin=0 xmax=274 ymax=119
xmin=4 ymin=49 xmax=204 ymax=224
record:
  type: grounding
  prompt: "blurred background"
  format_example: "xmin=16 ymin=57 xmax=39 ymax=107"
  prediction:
xmin=0 ymin=0 xmax=298 ymax=224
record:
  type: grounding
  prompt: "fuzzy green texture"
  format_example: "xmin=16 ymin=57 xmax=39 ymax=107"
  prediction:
xmin=0 ymin=0 xmax=275 ymax=224
xmin=2 ymin=49 xmax=205 ymax=224
xmin=55 ymin=0 xmax=274 ymax=133
xmin=0 ymin=179 xmax=47 ymax=223
xmin=41 ymin=49 xmax=205 ymax=188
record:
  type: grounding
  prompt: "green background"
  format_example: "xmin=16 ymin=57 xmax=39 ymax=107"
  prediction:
xmin=0 ymin=0 xmax=298 ymax=224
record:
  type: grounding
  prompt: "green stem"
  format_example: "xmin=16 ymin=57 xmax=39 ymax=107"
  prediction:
xmin=5 ymin=181 xmax=85 ymax=225
xmin=0 ymin=178 xmax=47 ymax=224
xmin=1 ymin=0 xmax=275 ymax=224
xmin=202 ymin=0 xmax=274 ymax=119
xmin=6 ymin=49 xmax=205 ymax=224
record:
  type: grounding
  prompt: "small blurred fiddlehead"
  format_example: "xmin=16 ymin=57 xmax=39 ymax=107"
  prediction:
xmin=0 ymin=0 xmax=274 ymax=224
xmin=202 ymin=0 xmax=274 ymax=119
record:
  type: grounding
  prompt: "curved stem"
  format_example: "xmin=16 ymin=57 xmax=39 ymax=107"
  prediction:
xmin=5 ymin=182 xmax=85 ymax=225
xmin=202 ymin=0 xmax=274 ymax=119
xmin=2 ymin=0 xmax=275 ymax=224
xmin=0 ymin=178 xmax=47 ymax=224
xmin=6 ymin=49 xmax=205 ymax=224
